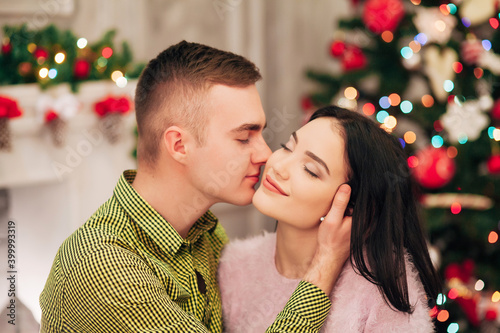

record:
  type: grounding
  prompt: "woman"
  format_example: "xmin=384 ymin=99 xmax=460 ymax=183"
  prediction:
xmin=218 ymin=106 xmax=441 ymax=332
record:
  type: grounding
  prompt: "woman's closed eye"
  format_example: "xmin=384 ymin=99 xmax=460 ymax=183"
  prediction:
xmin=304 ymin=166 xmax=319 ymax=178
xmin=280 ymin=143 xmax=292 ymax=152
xmin=281 ymin=143 xmax=320 ymax=178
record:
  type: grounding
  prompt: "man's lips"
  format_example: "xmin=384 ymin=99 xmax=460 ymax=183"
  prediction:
xmin=263 ymin=175 xmax=288 ymax=196
xmin=246 ymin=172 xmax=261 ymax=182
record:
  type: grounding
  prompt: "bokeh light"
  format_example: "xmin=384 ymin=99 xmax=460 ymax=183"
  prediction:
xmin=401 ymin=47 xmax=414 ymax=59
xmin=489 ymin=231 xmax=499 ymax=244
xmin=404 ymin=131 xmax=417 ymax=144
xmin=490 ymin=18 xmax=499 ymax=29
xmin=102 ymin=47 xmax=113 ymax=59
xmin=48 ymin=68 xmax=57 ymax=79
xmin=384 ymin=116 xmax=397 ymax=129
xmin=447 ymin=146 xmax=458 ymax=158
xmin=376 ymin=110 xmax=389 ymax=123
xmin=447 ymin=323 xmax=459 ymax=333
xmin=475 ymin=279 xmax=485 ymax=291
xmin=362 ymin=103 xmax=375 ymax=116
xmin=116 ymin=76 xmax=128 ymax=88
xmin=39 ymin=67 xmax=49 ymax=79
xmin=388 ymin=93 xmax=401 ymax=106
xmin=492 ymin=291 xmax=500 ymax=303
xmin=54 ymin=52 xmax=66 ymax=64
xmin=452 ymin=62 xmax=463 ymax=73
xmin=409 ymin=41 xmax=421 ymax=53
xmin=381 ymin=31 xmax=393 ymax=43
xmin=451 ymin=202 xmax=461 ymax=214
xmin=415 ymin=33 xmax=428 ymax=45
xmin=447 ymin=4 xmax=457 ymax=14
xmin=444 ymin=80 xmax=454 ymax=92
xmin=437 ymin=310 xmax=449 ymax=322
xmin=482 ymin=40 xmax=492 ymax=51
xmin=379 ymin=96 xmax=391 ymax=109
xmin=422 ymin=95 xmax=434 ymax=107
xmin=77 ymin=38 xmax=88 ymax=49
xmin=344 ymin=87 xmax=358 ymax=100
xmin=436 ymin=293 xmax=446 ymax=305
xmin=435 ymin=20 xmax=446 ymax=32
xmin=400 ymin=100 xmax=413 ymax=113
xmin=408 ymin=155 xmax=419 ymax=168
xmin=431 ymin=135 xmax=443 ymax=148
xmin=474 ymin=68 xmax=484 ymax=79
xmin=448 ymin=288 xmax=458 ymax=299
xmin=111 ymin=70 xmax=124 ymax=82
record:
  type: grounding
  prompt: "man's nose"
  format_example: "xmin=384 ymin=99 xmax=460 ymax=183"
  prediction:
xmin=251 ymin=135 xmax=272 ymax=164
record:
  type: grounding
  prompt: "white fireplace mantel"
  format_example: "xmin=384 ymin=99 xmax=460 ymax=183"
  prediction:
xmin=0 ymin=80 xmax=137 ymax=189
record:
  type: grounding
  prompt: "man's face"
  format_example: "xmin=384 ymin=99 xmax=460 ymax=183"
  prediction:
xmin=187 ymin=84 xmax=271 ymax=206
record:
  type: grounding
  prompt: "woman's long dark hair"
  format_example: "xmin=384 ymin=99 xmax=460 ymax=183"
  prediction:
xmin=309 ymin=105 xmax=441 ymax=313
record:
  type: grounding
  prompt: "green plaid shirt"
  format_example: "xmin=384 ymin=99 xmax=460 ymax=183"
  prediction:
xmin=40 ymin=170 xmax=331 ymax=332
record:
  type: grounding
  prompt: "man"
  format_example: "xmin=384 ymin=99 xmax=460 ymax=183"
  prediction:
xmin=40 ymin=41 xmax=352 ymax=332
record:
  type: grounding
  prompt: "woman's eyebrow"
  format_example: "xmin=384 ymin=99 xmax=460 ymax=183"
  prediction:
xmin=294 ymin=131 xmax=330 ymax=175
xmin=305 ymin=151 xmax=330 ymax=175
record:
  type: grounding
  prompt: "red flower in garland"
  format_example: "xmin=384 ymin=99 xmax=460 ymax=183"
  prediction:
xmin=94 ymin=96 xmax=131 ymax=117
xmin=0 ymin=96 xmax=22 ymax=119
xmin=45 ymin=110 xmax=59 ymax=123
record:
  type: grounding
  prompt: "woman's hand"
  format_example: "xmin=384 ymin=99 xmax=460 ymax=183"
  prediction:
xmin=303 ymin=184 xmax=352 ymax=296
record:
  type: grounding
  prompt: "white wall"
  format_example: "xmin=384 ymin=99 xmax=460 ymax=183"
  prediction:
xmin=0 ymin=0 xmax=351 ymax=326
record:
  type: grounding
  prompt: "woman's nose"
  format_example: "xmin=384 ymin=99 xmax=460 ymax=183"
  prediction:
xmin=272 ymin=155 xmax=290 ymax=180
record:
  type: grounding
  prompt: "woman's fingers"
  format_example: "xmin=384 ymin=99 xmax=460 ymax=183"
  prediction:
xmin=318 ymin=184 xmax=352 ymax=260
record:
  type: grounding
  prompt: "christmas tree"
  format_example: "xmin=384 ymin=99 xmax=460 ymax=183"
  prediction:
xmin=302 ymin=1 xmax=500 ymax=332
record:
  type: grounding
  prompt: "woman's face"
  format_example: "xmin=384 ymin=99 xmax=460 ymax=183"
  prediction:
xmin=253 ymin=117 xmax=349 ymax=229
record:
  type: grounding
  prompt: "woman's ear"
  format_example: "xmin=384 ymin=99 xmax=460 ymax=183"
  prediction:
xmin=163 ymin=126 xmax=189 ymax=163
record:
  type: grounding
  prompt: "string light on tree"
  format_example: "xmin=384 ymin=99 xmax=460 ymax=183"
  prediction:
xmin=54 ymin=52 xmax=66 ymax=64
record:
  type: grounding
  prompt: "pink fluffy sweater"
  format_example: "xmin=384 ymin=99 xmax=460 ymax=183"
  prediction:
xmin=218 ymin=232 xmax=435 ymax=332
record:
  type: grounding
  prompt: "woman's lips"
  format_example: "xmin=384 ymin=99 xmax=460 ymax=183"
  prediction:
xmin=263 ymin=175 xmax=288 ymax=196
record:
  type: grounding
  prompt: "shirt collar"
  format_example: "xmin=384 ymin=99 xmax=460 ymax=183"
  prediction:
xmin=114 ymin=170 xmax=219 ymax=256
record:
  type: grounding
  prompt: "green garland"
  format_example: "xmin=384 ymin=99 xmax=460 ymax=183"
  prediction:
xmin=0 ymin=24 xmax=144 ymax=91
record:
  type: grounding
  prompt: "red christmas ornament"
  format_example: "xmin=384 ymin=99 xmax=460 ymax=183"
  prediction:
xmin=487 ymin=154 xmax=500 ymax=175
xmin=491 ymin=99 xmax=500 ymax=120
xmin=362 ymin=0 xmax=405 ymax=34
xmin=34 ymin=47 xmax=49 ymax=60
xmin=342 ymin=46 xmax=367 ymax=71
xmin=330 ymin=40 xmax=346 ymax=58
xmin=1 ymin=42 xmax=12 ymax=55
xmin=412 ymin=146 xmax=456 ymax=189
xmin=485 ymin=308 xmax=498 ymax=321
xmin=73 ymin=59 xmax=91 ymax=80
xmin=455 ymin=296 xmax=480 ymax=327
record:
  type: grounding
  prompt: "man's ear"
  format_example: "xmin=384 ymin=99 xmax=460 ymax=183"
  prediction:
xmin=163 ymin=126 xmax=190 ymax=163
